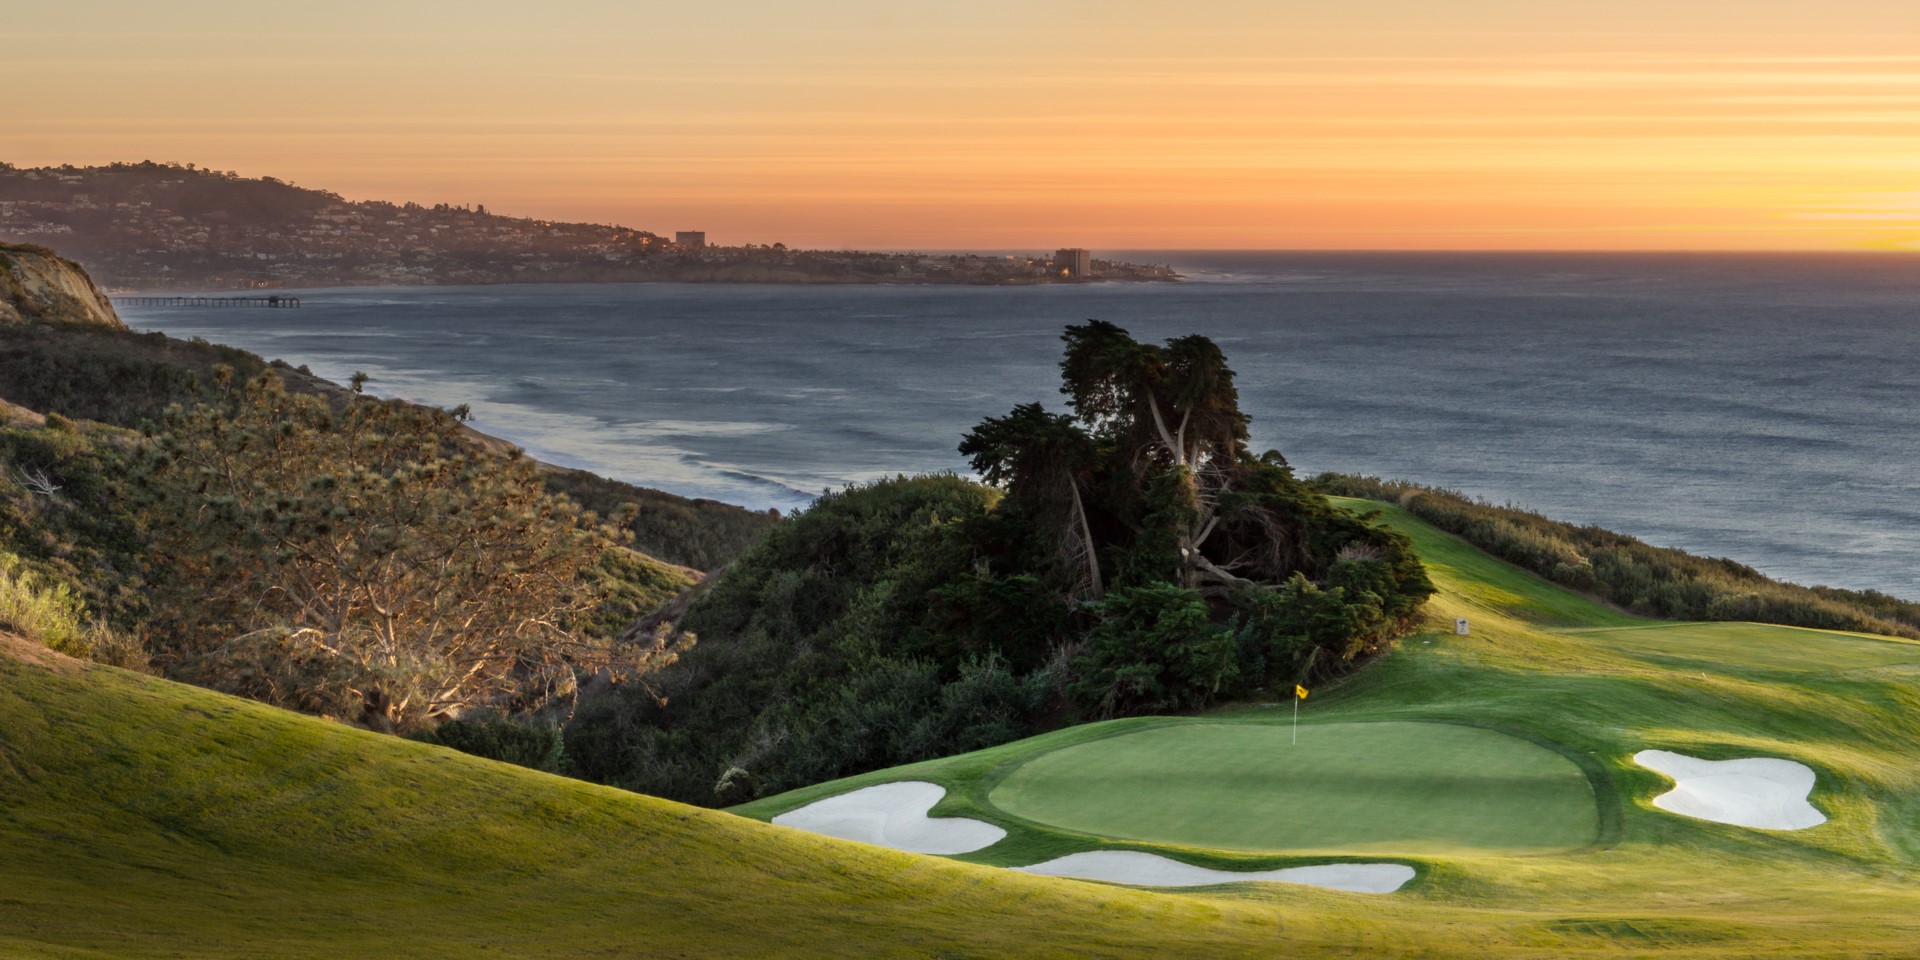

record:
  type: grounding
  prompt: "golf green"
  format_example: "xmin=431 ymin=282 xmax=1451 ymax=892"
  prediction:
xmin=988 ymin=721 xmax=1599 ymax=855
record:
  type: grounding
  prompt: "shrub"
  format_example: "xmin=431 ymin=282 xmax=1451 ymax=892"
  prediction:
xmin=409 ymin=714 xmax=565 ymax=773
xmin=563 ymin=475 xmax=1041 ymax=804
xmin=0 ymin=418 xmax=151 ymax=632
xmin=0 ymin=552 xmax=145 ymax=669
xmin=1070 ymin=582 xmax=1237 ymax=716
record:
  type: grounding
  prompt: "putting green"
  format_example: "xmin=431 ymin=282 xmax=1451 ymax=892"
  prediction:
xmin=988 ymin=721 xmax=1598 ymax=855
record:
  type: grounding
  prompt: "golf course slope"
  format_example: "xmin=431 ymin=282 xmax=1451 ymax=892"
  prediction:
xmin=7 ymin=497 xmax=1920 ymax=958
xmin=737 ymin=499 xmax=1920 ymax=956
xmin=0 ymin=632 xmax=1297 ymax=959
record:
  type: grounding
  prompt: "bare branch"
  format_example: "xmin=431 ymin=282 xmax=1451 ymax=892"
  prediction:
xmin=13 ymin=466 xmax=61 ymax=497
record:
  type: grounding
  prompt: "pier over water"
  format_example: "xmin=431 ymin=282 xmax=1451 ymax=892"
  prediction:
xmin=115 ymin=295 xmax=301 ymax=308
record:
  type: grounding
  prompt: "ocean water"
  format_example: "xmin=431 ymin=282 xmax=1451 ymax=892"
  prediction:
xmin=123 ymin=252 xmax=1920 ymax=598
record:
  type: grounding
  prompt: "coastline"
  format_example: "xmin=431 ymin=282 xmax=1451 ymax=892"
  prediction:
xmin=115 ymin=261 xmax=1920 ymax=598
xmin=105 ymin=272 xmax=1186 ymax=294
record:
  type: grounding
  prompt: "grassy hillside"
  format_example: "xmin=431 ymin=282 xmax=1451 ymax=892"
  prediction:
xmin=5 ymin=501 xmax=1918 ymax=957
xmin=1317 ymin=473 xmax=1920 ymax=638
xmin=734 ymin=499 xmax=1920 ymax=955
xmin=0 ymin=633 xmax=1297 ymax=959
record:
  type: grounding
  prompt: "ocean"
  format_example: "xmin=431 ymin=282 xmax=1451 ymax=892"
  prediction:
xmin=121 ymin=251 xmax=1920 ymax=598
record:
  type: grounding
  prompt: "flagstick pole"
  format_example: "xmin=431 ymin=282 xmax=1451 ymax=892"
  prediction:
xmin=1292 ymin=695 xmax=1298 ymax=745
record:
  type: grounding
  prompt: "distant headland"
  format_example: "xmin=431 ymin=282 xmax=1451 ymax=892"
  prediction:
xmin=0 ymin=162 xmax=1180 ymax=290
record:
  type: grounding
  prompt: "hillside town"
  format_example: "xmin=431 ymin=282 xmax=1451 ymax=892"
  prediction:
xmin=0 ymin=162 xmax=1179 ymax=289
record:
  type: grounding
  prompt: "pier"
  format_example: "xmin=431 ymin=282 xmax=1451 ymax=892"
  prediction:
xmin=114 ymin=295 xmax=301 ymax=308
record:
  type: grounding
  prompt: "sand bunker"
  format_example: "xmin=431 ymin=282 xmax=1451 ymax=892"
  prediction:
xmin=1015 ymin=851 xmax=1414 ymax=893
xmin=771 ymin=781 xmax=1006 ymax=854
xmin=774 ymin=782 xmax=1412 ymax=892
xmin=1633 ymin=749 xmax=1826 ymax=831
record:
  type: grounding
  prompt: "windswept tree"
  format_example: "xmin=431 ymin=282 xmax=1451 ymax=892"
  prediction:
xmin=1056 ymin=321 xmax=1254 ymax=591
xmin=136 ymin=368 xmax=687 ymax=732
xmin=962 ymin=321 xmax=1432 ymax=706
xmin=959 ymin=402 xmax=1103 ymax=601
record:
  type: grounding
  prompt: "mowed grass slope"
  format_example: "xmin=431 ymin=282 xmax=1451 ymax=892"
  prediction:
xmin=739 ymin=499 xmax=1920 ymax=956
xmin=989 ymin=720 xmax=1598 ymax=855
xmin=0 ymin=636 xmax=1293 ymax=960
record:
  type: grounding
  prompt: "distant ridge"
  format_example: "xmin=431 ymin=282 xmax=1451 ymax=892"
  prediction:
xmin=0 ymin=161 xmax=1178 ymax=289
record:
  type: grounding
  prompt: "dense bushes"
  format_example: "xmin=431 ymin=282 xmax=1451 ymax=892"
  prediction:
xmin=1316 ymin=473 xmax=1920 ymax=639
xmin=569 ymin=326 xmax=1433 ymax=806
xmin=133 ymin=369 xmax=689 ymax=733
xmin=0 ymin=413 xmax=150 ymax=636
xmin=3 ymin=356 xmax=699 ymax=727
xmin=0 ymin=411 xmax=148 ymax=668
xmin=0 ymin=551 xmax=145 ymax=668
xmin=408 ymin=714 xmax=565 ymax=773
xmin=583 ymin=546 xmax=700 ymax=639
xmin=0 ymin=323 xmax=276 ymax=428
xmin=1068 ymin=583 xmax=1235 ymax=715
xmin=0 ymin=321 xmax=779 ymax=574
xmin=541 ymin=467 xmax=780 ymax=571
xmin=565 ymin=475 xmax=1035 ymax=803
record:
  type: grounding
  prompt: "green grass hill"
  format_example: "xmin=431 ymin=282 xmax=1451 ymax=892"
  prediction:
xmin=0 ymin=632 xmax=1293 ymax=959
xmin=4 ymin=500 xmax=1918 ymax=957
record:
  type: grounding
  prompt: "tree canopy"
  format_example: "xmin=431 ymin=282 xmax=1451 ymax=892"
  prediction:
xmin=965 ymin=320 xmax=1428 ymax=601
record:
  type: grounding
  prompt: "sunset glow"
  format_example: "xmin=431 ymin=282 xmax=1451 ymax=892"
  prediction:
xmin=11 ymin=1 xmax=1920 ymax=249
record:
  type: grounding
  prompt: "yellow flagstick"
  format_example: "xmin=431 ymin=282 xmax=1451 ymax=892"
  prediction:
xmin=1292 ymin=684 xmax=1308 ymax=745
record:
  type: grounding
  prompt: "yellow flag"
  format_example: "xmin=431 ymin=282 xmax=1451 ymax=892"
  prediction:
xmin=1294 ymin=684 xmax=1309 ymax=700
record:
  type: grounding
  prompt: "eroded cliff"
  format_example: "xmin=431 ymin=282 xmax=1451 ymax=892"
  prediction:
xmin=0 ymin=243 xmax=124 ymax=329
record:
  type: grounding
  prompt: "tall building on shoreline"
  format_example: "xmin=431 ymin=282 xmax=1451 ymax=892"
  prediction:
xmin=1054 ymin=247 xmax=1091 ymax=279
xmin=676 ymin=231 xmax=707 ymax=249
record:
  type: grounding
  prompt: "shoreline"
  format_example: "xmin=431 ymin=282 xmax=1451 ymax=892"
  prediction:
xmin=102 ymin=274 xmax=1185 ymax=295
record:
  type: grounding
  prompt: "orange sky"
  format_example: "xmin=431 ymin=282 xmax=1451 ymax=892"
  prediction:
xmin=10 ymin=1 xmax=1920 ymax=249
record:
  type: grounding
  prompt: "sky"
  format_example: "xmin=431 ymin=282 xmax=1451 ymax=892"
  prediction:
xmin=10 ymin=1 xmax=1920 ymax=250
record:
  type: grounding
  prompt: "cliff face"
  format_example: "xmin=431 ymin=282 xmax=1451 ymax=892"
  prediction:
xmin=0 ymin=243 xmax=125 ymax=329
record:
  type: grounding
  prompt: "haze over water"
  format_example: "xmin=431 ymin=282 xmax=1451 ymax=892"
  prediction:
xmin=128 ymin=252 xmax=1920 ymax=598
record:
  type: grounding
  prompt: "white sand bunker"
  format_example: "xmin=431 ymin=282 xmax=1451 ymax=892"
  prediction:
xmin=771 ymin=781 xmax=1006 ymax=854
xmin=1014 ymin=851 xmax=1414 ymax=893
xmin=1634 ymin=749 xmax=1826 ymax=831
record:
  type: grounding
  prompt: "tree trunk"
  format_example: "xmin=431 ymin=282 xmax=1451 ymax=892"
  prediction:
xmin=1068 ymin=478 xmax=1104 ymax=600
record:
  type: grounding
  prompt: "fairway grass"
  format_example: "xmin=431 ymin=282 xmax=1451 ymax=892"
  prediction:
xmin=990 ymin=721 xmax=1597 ymax=855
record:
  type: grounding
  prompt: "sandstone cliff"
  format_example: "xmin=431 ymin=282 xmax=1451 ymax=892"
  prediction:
xmin=0 ymin=243 xmax=125 ymax=329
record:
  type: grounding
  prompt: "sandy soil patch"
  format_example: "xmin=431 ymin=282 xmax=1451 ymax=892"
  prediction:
xmin=1634 ymin=749 xmax=1825 ymax=830
xmin=1014 ymin=851 xmax=1414 ymax=892
xmin=0 ymin=631 xmax=84 ymax=674
xmin=771 ymin=781 xmax=1006 ymax=854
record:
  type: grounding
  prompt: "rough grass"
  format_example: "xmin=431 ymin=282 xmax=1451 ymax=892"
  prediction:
xmin=0 ymin=552 xmax=139 ymax=667
xmin=0 ymin=552 xmax=89 ymax=647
